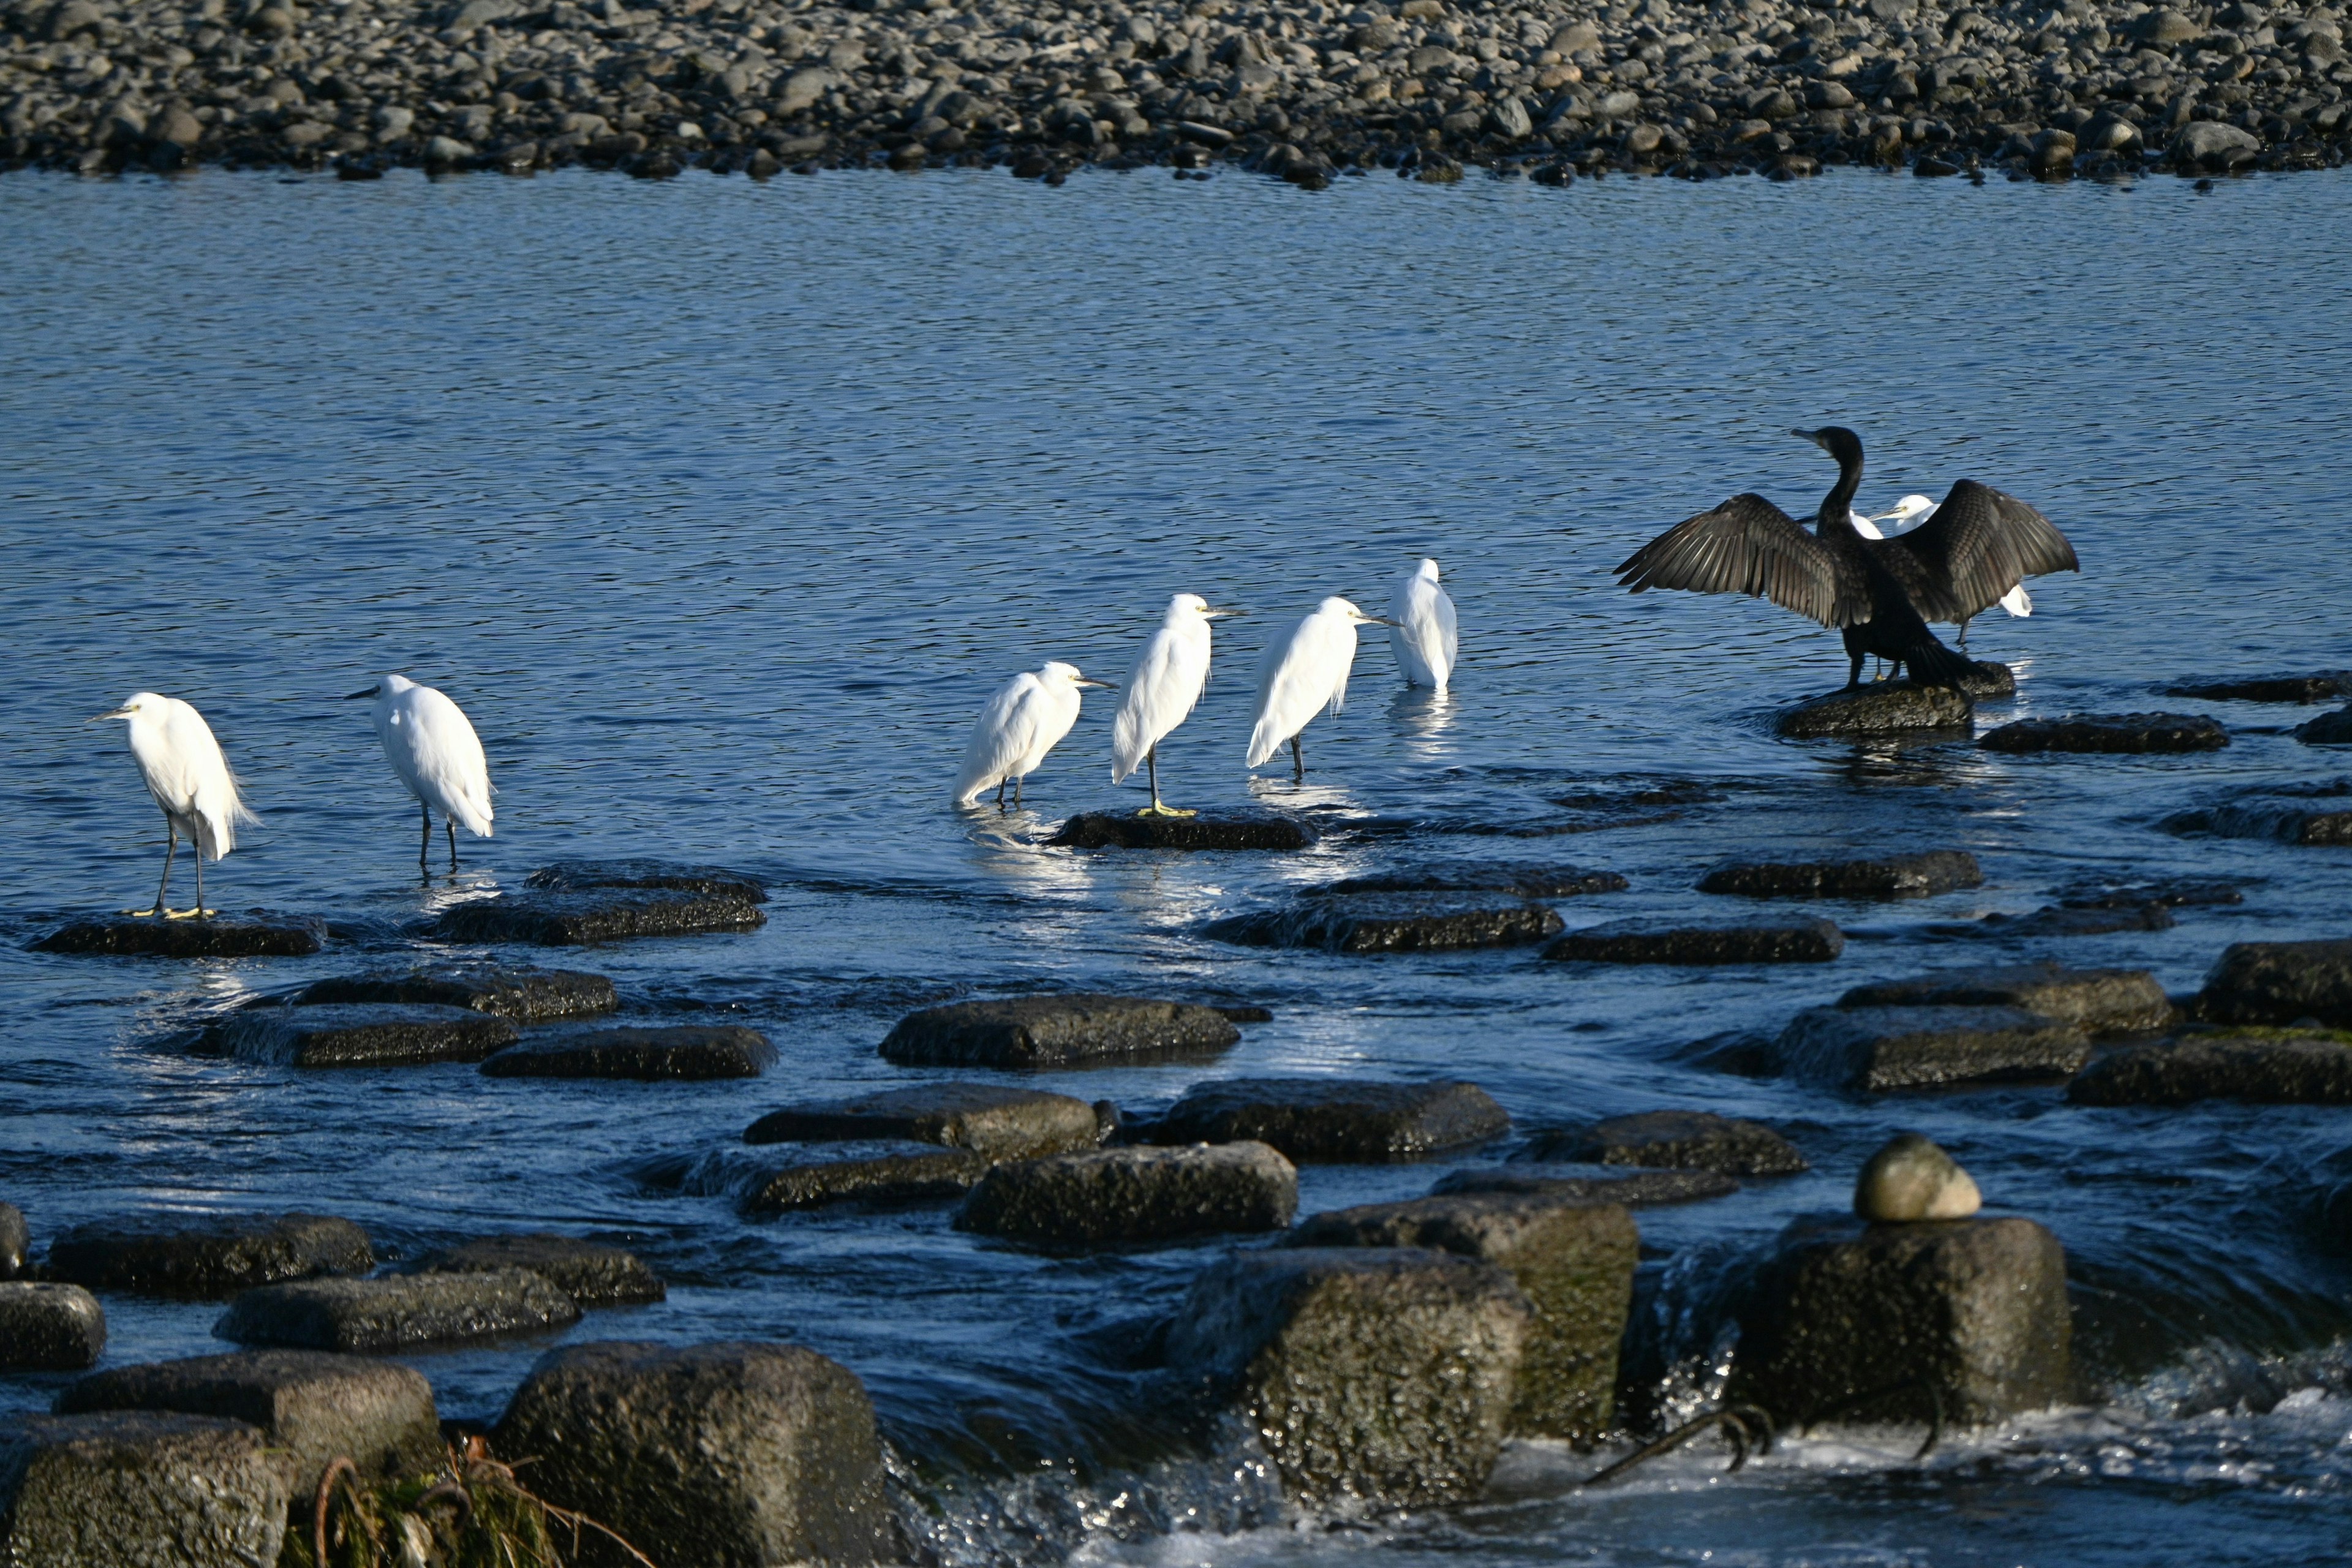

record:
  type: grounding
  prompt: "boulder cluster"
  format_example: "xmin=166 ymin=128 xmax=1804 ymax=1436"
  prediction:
xmin=4 ymin=0 xmax=2347 ymax=184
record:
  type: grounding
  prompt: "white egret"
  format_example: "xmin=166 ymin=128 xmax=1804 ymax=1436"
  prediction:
xmin=954 ymin=661 xmax=1115 ymax=809
xmin=1246 ymin=597 xmax=1394 ymax=780
xmin=1387 ymin=558 xmax=1459 ymax=692
xmin=345 ymin=674 xmax=494 ymax=870
xmin=1855 ymin=494 xmax=2033 ymax=644
xmin=92 ymin=692 xmax=257 ymax=918
xmin=1111 ymin=593 xmax=1234 ymax=817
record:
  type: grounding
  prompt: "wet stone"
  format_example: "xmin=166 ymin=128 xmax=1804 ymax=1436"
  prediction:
xmin=1779 ymin=1005 xmax=2090 ymax=1091
xmin=1321 ymin=864 xmax=1629 ymax=899
xmin=1 ymin=1200 xmax=25 ymax=1278
xmin=1775 ymin=683 xmax=1973 ymax=738
xmin=0 ymin=1283 xmax=106 ymax=1370
xmin=2296 ymin=706 xmax=2352 ymax=745
xmin=1204 ymin=894 xmax=1564 ymax=953
xmin=55 ymin=1350 xmax=439 ymax=1497
xmin=2166 ymin=782 xmax=2352 ymax=845
xmin=432 ymin=888 xmax=767 ymax=945
xmin=2165 ymin=673 xmax=2351 ymax=704
xmin=202 ymin=1003 xmax=519 ymax=1067
xmin=1167 ymin=1247 xmax=1528 ymax=1507
xmin=1979 ymin=712 xmax=2230 ymax=753
xmin=1047 ymin=812 xmax=1316 ymax=850
xmin=408 ymin=1234 xmax=665 ymax=1305
xmin=1956 ymin=660 xmax=2018 ymax=699
xmin=1545 ymin=916 xmax=1844 ymax=965
xmin=2195 ymin=938 xmax=2352 ymax=1028
xmin=2068 ymin=1030 xmax=2352 ymax=1106
xmin=481 ymin=1024 xmax=775 ymax=1080
xmin=1840 ymin=963 xmax=2173 ymax=1036
xmin=214 ymin=1269 xmax=581 ymax=1352
xmin=1525 ymin=1110 xmax=1809 ymax=1175
xmin=1954 ymin=903 xmax=2176 ymax=938
xmin=1699 ymin=850 xmax=1981 ymax=900
xmin=1153 ymin=1079 xmax=1510 ymax=1163
xmin=0 ymin=1411 xmax=289 ymax=1567
xmin=495 ymin=1341 xmax=898 ymax=1568
xmin=288 ymin=963 xmax=616 ymax=1023
xmin=2055 ymin=878 xmax=2244 ymax=911
xmin=30 ymin=913 xmax=324 ymax=957
xmin=1433 ymin=1167 xmax=1740 ymax=1205
xmin=47 ymin=1213 xmax=372 ymax=1298
xmin=525 ymin=858 xmax=767 ymax=903
xmin=703 ymin=1142 xmax=993 ymax=1213
xmin=1289 ymin=1192 xmax=1637 ymax=1444
xmin=879 ymin=993 xmax=1239 ymax=1068
xmin=956 ymin=1141 xmax=1297 ymax=1248
xmin=745 ymin=1082 xmax=1103 ymax=1159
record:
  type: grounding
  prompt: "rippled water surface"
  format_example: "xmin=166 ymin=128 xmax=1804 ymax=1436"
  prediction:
xmin=6 ymin=164 xmax=2352 ymax=1566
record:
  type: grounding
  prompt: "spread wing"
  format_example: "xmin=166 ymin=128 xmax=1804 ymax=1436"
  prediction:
xmin=1615 ymin=493 xmax=1868 ymax=628
xmin=1877 ymin=480 xmax=2078 ymax=622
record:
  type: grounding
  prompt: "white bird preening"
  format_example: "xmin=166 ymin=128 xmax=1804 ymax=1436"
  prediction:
xmin=954 ymin=661 xmax=1115 ymax=809
xmin=91 ymin=692 xmax=257 ymax=918
xmin=345 ymin=674 xmax=494 ymax=871
xmin=1246 ymin=596 xmax=1394 ymax=781
xmin=1853 ymin=494 xmax=2033 ymax=641
xmin=1111 ymin=592 xmax=1234 ymax=818
xmin=1387 ymin=558 xmax=1459 ymax=692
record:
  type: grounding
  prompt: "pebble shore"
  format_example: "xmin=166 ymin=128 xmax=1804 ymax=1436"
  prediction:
xmin=4 ymin=0 xmax=2348 ymax=184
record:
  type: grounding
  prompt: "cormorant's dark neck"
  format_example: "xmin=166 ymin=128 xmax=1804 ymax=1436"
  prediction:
xmin=1817 ymin=450 xmax=1863 ymax=529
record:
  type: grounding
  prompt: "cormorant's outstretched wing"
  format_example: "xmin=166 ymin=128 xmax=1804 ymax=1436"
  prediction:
xmin=1615 ymin=494 xmax=1869 ymax=628
xmin=1881 ymin=480 xmax=2079 ymax=622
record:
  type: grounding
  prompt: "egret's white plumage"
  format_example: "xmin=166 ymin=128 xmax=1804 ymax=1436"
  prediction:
xmin=1111 ymin=593 xmax=1229 ymax=815
xmin=94 ymin=691 xmax=257 ymax=916
xmin=1859 ymin=496 xmax=2032 ymax=617
xmin=1246 ymin=597 xmax=1391 ymax=774
xmin=349 ymin=673 xmax=494 ymax=868
xmin=1387 ymin=559 xmax=1459 ymax=692
xmin=954 ymin=661 xmax=1111 ymax=807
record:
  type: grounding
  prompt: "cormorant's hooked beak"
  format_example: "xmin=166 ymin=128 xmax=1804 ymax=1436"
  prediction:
xmin=89 ymin=706 xmax=133 ymax=723
xmin=1075 ymin=677 xmax=1118 ymax=691
xmin=342 ymin=686 xmax=379 ymax=700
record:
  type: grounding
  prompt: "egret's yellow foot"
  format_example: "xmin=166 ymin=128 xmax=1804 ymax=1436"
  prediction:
xmin=120 ymin=906 xmax=164 ymax=918
xmin=1136 ymin=804 xmax=1198 ymax=818
xmin=163 ymin=907 xmax=216 ymax=919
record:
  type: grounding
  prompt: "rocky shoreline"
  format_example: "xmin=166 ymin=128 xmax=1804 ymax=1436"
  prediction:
xmin=4 ymin=0 xmax=2348 ymax=184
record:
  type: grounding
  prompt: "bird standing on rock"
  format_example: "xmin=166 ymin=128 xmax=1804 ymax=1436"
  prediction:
xmin=1387 ymin=558 xmax=1459 ymax=692
xmin=1853 ymin=492 xmax=2037 ymax=647
xmin=1246 ymin=597 xmax=1394 ymax=781
xmin=954 ymin=661 xmax=1114 ymax=809
xmin=92 ymin=692 xmax=257 ymax=918
xmin=1111 ymin=593 xmax=1234 ymax=817
xmin=347 ymin=674 xmax=494 ymax=870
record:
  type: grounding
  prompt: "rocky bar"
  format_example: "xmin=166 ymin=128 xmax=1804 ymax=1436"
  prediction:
xmin=3 ymin=0 xmax=2346 ymax=182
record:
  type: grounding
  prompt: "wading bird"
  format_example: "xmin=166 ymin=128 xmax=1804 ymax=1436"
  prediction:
xmin=1246 ymin=597 xmax=1393 ymax=780
xmin=1854 ymin=493 xmax=2035 ymax=647
xmin=954 ymin=661 xmax=1114 ymax=809
xmin=1112 ymin=594 xmax=1234 ymax=816
xmin=347 ymin=674 xmax=494 ymax=870
xmin=1387 ymin=558 xmax=1459 ymax=692
xmin=92 ymin=692 xmax=256 ymax=918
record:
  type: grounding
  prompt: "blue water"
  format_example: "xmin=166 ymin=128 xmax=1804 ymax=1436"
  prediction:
xmin=4 ymin=162 xmax=2352 ymax=1566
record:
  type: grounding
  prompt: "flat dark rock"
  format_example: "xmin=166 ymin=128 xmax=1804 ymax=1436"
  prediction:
xmin=1698 ymin=850 xmax=1981 ymax=900
xmin=526 ymin=859 xmax=768 ymax=902
xmin=1432 ymin=1167 xmax=1740 ymax=1205
xmin=215 ymin=1269 xmax=580 ymax=1352
xmin=744 ymin=1082 xmax=1103 ymax=1158
xmin=1545 ymin=916 xmax=1844 ymax=965
xmin=0 ymin=1283 xmax=106 ymax=1370
xmin=31 ymin=913 xmax=324 ymax=957
xmin=1840 ymin=963 xmax=2172 ymax=1036
xmin=1777 ymin=1004 xmax=2090 ymax=1091
xmin=715 ymin=1143 xmax=993 ymax=1213
xmin=1322 ymin=864 xmax=1629 ymax=899
xmin=1956 ymin=660 xmax=2018 ymax=698
xmin=2055 ymin=878 xmax=2244 ymax=910
xmin=1046 ymin=812 xmax=1316 ymax=850
xmin=1776 ymin=683 xmax=1973 ymax=739
xmin=408 ymin=1234 xmax=665 ymax=1304
xmin=1960 ymin=903 xmax=2176 ymax=937
xmin=2194 ymin=938 xmax=2352 ymax=1028
xmin=0 ymin=1411 xmax=288 ymax=1564
xmin=288 ymin=964 xmax=617 ymax=1023
xmin=202 ymin=1003 xmax=519 ymax=1067
xmin=2165 ymin=780 xmax=2352 ymax=845
xmin=2165 ymin=673 xmax=2351 ymax=704
xmin=2296 ymin=706 xmax=2352 ymax=745
xmin=956 ymin=1141 xmax=1297 ymax=1247
xmin=1979 ymin=712 xmax=2230 ymax=754
xmin=1153 ymin=1078 xmax=1509 ymax=1162
xmin=47 ymin=1213 xmax=372 ymax=1298
xmin=1523 ymin=1110 xmax=1808 ymax=1175
xmin=878 ymin=993 xmax=1240 ymax=1068
xmin=481 ymin=1024 xmax=775 ymax=1080
xmin=2068 ymin=1031 xmax=2352 ymax=1106
xmin=432 ymin=888 xmax=767 ymax=945
xmin=1204 ymin=894 xmax=1565 ymax=953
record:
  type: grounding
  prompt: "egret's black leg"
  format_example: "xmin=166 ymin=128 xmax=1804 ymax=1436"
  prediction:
xmin=1291 ymin=735 xmax=1303 ymax=782
xmin=1147 ymin=745 xmax=1161 ymax=812
xmin=194 ymin=841 xmax=205 ymax=918
xmin=1012 ymin=773 xmax=1022 ymax=807
xmin=419 ymin=804 xmax=432 ymax=872
xmin=448 ymin=818 xmax=458 ymax=871
xmin=995 ymin=778 xmax=1006 ymax=810
xmin=1958 ymin=617 xmax=1971 ymax=653
xmin=153 ymin=823 xmax=175 ymax=915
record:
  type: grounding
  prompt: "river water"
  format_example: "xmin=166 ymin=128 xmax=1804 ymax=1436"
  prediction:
xmin=4 ymin=162 xmax=2351 ymax=1566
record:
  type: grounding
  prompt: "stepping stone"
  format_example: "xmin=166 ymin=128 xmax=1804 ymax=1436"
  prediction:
xmin=693 ymin=1142 xmax=993 ymax=1213
xmin=956 ymin=1142 xmax=1297 ymax=1248
xmin=216 ymin=1269 xmax=580 ymax=1352
xmin=0 ymin=1412 xmax=290 ymax=1566
xmin=1290 ymin=1189 xmax=1636 ymax=1444
xmin=1 ymin=1200 xmax=25 ymax=1278
xmin=1165 ymin=1248 xmax=1528 ymax=1507
xmin=1322 ymin=864 xmax=1628 ymax=899
xmin=2068 ymin=1031 xmax=2352 ymax=1106
xmin=1979 ymin=712 xmax=2229 ymax=753
xmin=55 ymin=1350 xmax=439 ymax=1497
xmin=1545 ymin=916 xmax=1844 ymax=965
xmin=526 ymin=859 xmax=767 ymax=902
xmin=407 ymin=1234 xmax=665 ymax=1305
xmin=200 ymin=1003 xmax=519 ymax=1067
xmin=879 ymin=993 xmax=1239 ymax=1068
xmin=1953 ymin=903 xmax=2174 ymax=937
xmin=1432 ymin=1168 xmax=1739 ymax=1205
xmin=290 ymin=963 xmax=617 ymax=1023
xmin=432 ymin=888 xmax=766 ymax=945
xmin=1775 ymin=682 xmax=1973 ymax=739
xmin=30 ymin=913 xmax=324 ymax=958
xmin=2195 ymin=938 xmax=2352 ymax=1028
xmin=494 ymin=1341 xmax=896 ymax=1568
xmin=1525 ymin=1110 xmax=1809 ymax=1175
xmin=2164 ymin=673 xmax=2351 ymax=703
xmin=1046 ymin=812 xmax=1316 ymax=850
xmin=1725 ymin=1216 xmax=2070 ymax=1427
xmin=0 ymin=1282 xmax=105 ymax=1370
xmin=1839 ymin=963 xmax=2173 ymax=1036
xmin=744 ymin=1082 xmax=1104 ymax=1158
xmin=1203 ymin=894 xmax=1564 ymax=952
xmin=1777 ymin=1005 xmax=2090 ymax=1091
xmin=2295 ymin=706 xmax=2352 ymax=745
xmin=2164 ymin=782 xmax=2352 ymax=845
xmin=47 ymin=1213 xmax=372 ymax=1298
xmin=1698 ymin=850 xmax=1981 ymax=900
xmin=1153 ymin=1078 xmax=1509 ymax=1163
xmin=481 ymin=1024 xmax=775 ymax=1080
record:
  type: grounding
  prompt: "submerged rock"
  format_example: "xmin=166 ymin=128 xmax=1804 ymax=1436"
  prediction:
xmin=879 ymin=993 xmax=1239 ymax=1068
xmin=47 ymin=1213 xmax=372 ymax=1298
xmin=1525 ymin=1110 xmax=1808 ymax=1175
xmin=1322 ymin=864 xmax=1628 ymax=899
xmin=1289 ymin=1192 xmax=1637 ymax=1444
xmin=1778 ymin=1005 xmax=2090 ymax=1091
xmin=203 ymin=1003 xmax=519 ymax=1067
xmin=2164 ymin=781 xmax=2352 ymax=845
xmin=2195 ymin=938 xmax=2352 ymax=1027
xmin=432 ymin=888 xmax=766 ymax=945
xmin=526 ymin=859 xmax=767 ymax=902
xmin=1775 ymin=683 xmax=1972 ymax=739
xmin=215 ymin=1270 xmax=581 ymax=1352
xmin=711 ymin=1142 xmax=993 ymax=1213
xmin=1 ymin=1200 xmax=25 ymax=1278
xmin=1545 ymin=916 xmax=1844 ymax=965
xmin=1433 ymin=1168 xmax=1740 ymax=1205
xmin=0 ymin=1411 xmax=288 ymax=1567
xmin=289 ymin=963 xmax=617 ymax=1023
xmin=2067 ymin=1031 xmax=2352 ymax=1106
xmin=0 ymin=1283 xmax=106 ymax=1370
xmin=1839 ymin=963 xmax=2172 ymax=1036
xmin=2296 ymin=706 xmax=2352 ymax=745
xmin=2165 ymin=674 xmax=2351 ymax=704
xmin=1153 ymin=1079 xmax=1509 ymax=1162
xmin=1165 ymin=1248 xmax=1528 ymax=1507
xmin=1979 ymin=712 xmax=2230 ymax=753
xmin=409 ymin=1234 xmax=665 ymax=1305
xmin=957 ymin=1142 xmax=1297 ymax=1248
xmin=1204 ymin=894 xmax=1564 ymax=952
xmin=1698 ymin=850 xmax=1981 ymax=900
xmin=481 ymin=1024 xmax=775 ymax=1080
xmin=496 ymin=1341 xmax=899 ymax=1567
xmin=1853 ymin=1134 xmax=1981 ymax=1221
xmin=31 ymin=913 xmax=324 ymax=957
xmin=1048 ymin=812 xmax=1316 ymax=850
xmin=1958 ymin=902 xmax=2176 ymax=937
xmin=2054 ymin=878 xmax=2244 ymax=911
xmin=745 ymin=1082 xmax=1104 ymax=1159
